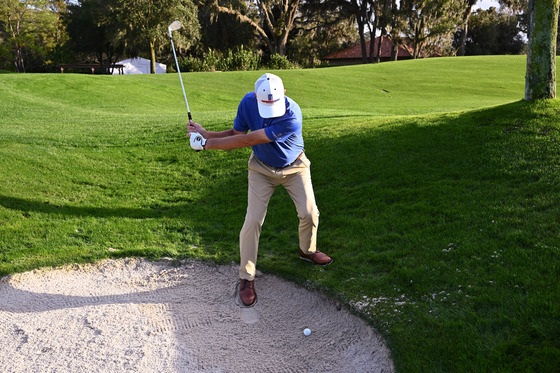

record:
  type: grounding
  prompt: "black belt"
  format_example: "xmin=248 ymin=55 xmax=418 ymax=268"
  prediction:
xmin=261 ymin=151 xmax=304 ymax=170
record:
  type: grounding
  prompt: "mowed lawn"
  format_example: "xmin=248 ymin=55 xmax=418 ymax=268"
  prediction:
xmin=1 ymin=55 xmax=559 ymax=372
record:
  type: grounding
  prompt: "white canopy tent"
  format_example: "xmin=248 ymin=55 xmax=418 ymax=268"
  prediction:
xmin=112 ymin=57 xmax=166 ymax=75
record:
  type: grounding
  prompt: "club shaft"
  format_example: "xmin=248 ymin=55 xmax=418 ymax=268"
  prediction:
xmin=169 ymin=30 xmax=192 ymax=121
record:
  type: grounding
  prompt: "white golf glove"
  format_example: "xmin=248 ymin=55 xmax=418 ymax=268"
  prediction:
xmin=190 ymin=132 xmax=207 ymax=151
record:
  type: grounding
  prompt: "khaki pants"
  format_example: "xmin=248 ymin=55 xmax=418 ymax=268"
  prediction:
xmin=239 ymin=152 xmax=319 ymax=280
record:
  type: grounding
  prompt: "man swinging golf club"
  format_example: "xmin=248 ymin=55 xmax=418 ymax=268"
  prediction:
xmin=187 ymin=73 xmax=332 ymax=307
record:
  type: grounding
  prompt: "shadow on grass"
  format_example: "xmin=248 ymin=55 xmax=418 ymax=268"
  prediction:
xmin=1 ymin=99 xmax=559 ymax=371
xmin=193 ymin=99 xmax=560 ymax=372
xmin=298 ymin=99 xmax=560 ymax=372
xmin=306 ymin=99 xmax=559 ymax=244
xmin=0 ymin=195 xmax=184 ymax=219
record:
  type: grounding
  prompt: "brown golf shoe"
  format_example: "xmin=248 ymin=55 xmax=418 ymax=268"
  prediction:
xmin=238 ymin=279 xmax=257 ymax=307
xmin=299 ymin=249 xmax=333 ymax=266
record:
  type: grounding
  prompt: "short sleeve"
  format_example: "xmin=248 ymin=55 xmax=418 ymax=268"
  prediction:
xmin=264 ymin=117 xmax=300 ymax=142
xmin=233 ymin=95 xmax=251 ymax=133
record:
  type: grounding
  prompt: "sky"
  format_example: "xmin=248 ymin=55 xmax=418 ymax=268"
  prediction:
xmin=476 ymin=0 xmax=501 ymax=10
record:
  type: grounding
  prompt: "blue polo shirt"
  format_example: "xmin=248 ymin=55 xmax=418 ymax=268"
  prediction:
xmin=233 ymin=92 xmax=303 ymax=168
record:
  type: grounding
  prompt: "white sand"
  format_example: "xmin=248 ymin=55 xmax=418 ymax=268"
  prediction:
xmin=0 ymin=258 xmax=394 ymax=372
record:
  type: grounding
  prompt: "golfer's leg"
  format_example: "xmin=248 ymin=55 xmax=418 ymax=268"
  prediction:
xmin=284 ymin=155 xmax=319 ymax=254
xmin=239 ymin=161 xmax=277 ymax=280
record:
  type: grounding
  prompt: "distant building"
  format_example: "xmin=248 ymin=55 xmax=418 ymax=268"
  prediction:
xmin=323 ymin=36 xmax=417 ymax=66
xmin=112 ymin=57 xmax=166 ymax=75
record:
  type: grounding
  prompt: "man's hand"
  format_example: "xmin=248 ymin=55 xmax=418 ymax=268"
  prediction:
xmin=190 ymin=132 xmax=207 ymax=151
xmin=187 ymin=120 xmax=207 ymax=138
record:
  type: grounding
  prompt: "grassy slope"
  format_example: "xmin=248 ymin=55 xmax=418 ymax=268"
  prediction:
xmin=1 ymin=56 xmax=559 ymax=372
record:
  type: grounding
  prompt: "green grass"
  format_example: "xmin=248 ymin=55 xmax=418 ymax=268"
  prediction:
xmin=1 ymin=55 xmax=559 ymax=372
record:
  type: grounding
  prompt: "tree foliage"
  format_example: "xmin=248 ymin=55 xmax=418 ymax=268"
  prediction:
xmin=456 ymin=7 xmax=525 ymax=56
xmin=289 ymin=0 xmax=358 ymax=66
xmin=0 ymin=0 xmax=67 ymax=72
xmin=207 ymin=0 xmax=299 ymax=56
xmin=197 ymin=0 xmax=258 ymax=54
xmin=64 ymin=0 xmax=123 ymax=68
xmin=64 ymin=0 xmax=200 ymax=73
xmin=455 ymin=0 xmax=477 ymax=56
xmin=345 ymin=0 xmax=375 ymax=63
xmin=402 ymin=0 xmax=463 ymax=58
xmin=0 ymin=0 xmax=537 ymax=72
xmin=118 ymin=0 xmax=200 ymax=73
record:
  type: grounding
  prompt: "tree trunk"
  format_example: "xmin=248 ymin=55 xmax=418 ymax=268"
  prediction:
xmin=412 ymin=17 xmax=424 ymax=59
xmin=525 ymin=0 xmax=559 ymax=100
xmin=150 ymin=39 xmax=156 ymax=74
xmin=458 ymin=2 xmax=475 ymax=57
xmin=10 ymin=18 xmax=25 ymax=72
xmin=391 ymin=41 xmax=398 ymax=61
xmin=376 ymin=29 xmax=386 ymax=63
xmin=14 ymin=46 xmax=25 ymax=73
xmin=367 ymin=2 xmax=378 ymax=63
xmin=390 ymin=0 xmax=399 ymax=61
xmin=355 ymin=11 xmax=368 ymax=63
xmin=368 ymin=24 xmax=377 ymax=63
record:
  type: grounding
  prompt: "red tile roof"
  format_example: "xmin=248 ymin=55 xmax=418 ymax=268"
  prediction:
xmin=325 ymin=36 xmax=415 ymax=60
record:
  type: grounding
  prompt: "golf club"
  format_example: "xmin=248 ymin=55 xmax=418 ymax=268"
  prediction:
xmin=168 ymin=20 xmax=192 ymax=121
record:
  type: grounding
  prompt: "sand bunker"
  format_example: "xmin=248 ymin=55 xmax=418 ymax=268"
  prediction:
xmin=0 ymin=258 xmax=394 ymax=372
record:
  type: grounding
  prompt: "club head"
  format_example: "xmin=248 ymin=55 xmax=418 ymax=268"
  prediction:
xmin=168 ymin=21 xmax=182 ymax=32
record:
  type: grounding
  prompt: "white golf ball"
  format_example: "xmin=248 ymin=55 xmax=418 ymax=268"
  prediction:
xmin=303 ymin=328 xmax=311 ymax=336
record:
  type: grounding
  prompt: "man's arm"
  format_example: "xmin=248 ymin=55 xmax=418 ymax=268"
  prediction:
xmin=187 ymin=120 xmax=272 ymax=150
xmin=187 ymin=121 xmax=238 ymax=139
xmin=205 ymin=129 xmax=271 ymax=150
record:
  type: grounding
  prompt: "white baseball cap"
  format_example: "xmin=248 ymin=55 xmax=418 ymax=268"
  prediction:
xmin=254 ymin=73 xmax=286 ymax=118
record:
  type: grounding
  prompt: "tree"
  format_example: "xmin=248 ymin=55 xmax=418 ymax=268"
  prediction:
xmin=456 ymin=7 xmax=525 ymax=55
xmin=207 ymin=0 xmax=300 ymax=56
xmin=524 ymin=0 xmax=559 ymax=100
xmin=373 ymin=0 xmax=393 ymax=63
xmin=64 ymin=0 xmax=123 ymax=69
xmin=388 ymin=0 xmax=408 ymax=61
xmin=339 ymin=0 xmax=389 ymax=63
xmin=289 ymin=0 xmax=358 ymax=66
xmin=347 ymin=0 xmax=374 ymax=63
xmin=197 ymin=0 xmax=258 ymax=54
xmin=118 ymin=0 xmax=200 ymax=73
xmin=498 ymin=0 xmax=529 ymax=35
xmin=0 ymin=0 xmax=64 ymax=72
xmin=1 ymin=0 xmax=32 ymax=72
xmin=402 ymin=0 xmax=463 ymax=58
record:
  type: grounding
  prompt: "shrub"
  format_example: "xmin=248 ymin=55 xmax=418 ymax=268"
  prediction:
xmin=221 ymin=46 xmax=261 ymax=71
xmin=202 ymin=49 xmax=221 ymax=72
xmin=266 ymin=53 xmax=296 ymax=70
xmin=179 ymin=56 xmax=204 ymax=72
xmin=179 ymin=47 xmax=262 ymax=72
